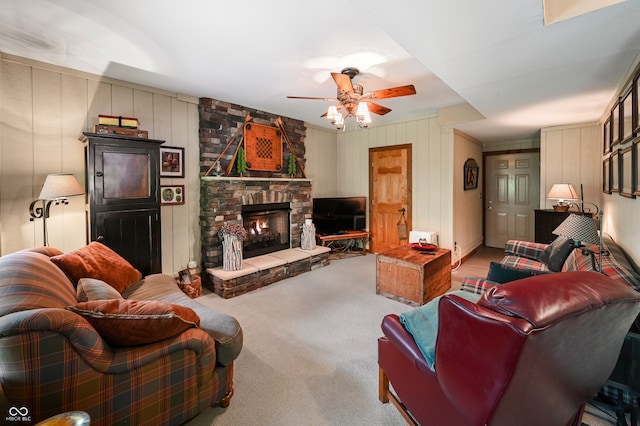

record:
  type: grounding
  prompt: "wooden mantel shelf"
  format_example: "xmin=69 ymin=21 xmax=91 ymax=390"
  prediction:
xmin=201 ymin=176 xmax=311 ymax=183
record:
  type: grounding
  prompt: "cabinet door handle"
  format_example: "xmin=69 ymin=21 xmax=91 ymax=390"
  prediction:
xmin=96 ymin=171 xmax=103 ymax=177
xmin=96 ymin=235 xmax=104 ymax=241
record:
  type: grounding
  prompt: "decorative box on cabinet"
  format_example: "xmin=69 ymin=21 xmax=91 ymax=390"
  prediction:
xmin=83 ymin=132 xmax=164 ymax=276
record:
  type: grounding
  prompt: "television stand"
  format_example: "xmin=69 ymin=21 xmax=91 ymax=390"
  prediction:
xmin=316 ymin=231 xmax=370 ymax=256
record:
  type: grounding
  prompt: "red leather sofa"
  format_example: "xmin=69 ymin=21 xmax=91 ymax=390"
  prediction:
xmin=378 ymin=271 xmax=640 ymax=426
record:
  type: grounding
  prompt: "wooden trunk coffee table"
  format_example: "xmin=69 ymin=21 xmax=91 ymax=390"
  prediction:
xmin=376 ymin=245 xmax=451 ymax=306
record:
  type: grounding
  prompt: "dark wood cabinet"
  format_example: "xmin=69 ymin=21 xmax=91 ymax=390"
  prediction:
xmin=84 ymin=133 xmax=164 ymax=276
xmin=534 ymin=209 xmax=593 ymax=244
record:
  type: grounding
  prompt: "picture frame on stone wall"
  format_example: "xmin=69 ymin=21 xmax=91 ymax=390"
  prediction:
xmin=160 ymin=146 xmax=185 ymax=178
xmin=620 ymin=146 xmax=635 ymax=198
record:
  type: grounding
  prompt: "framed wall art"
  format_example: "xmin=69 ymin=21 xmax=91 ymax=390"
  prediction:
xmin=603 ymin=116 xmax=611 ymax=154
xmin=161 ymin=185 xmax=185 ymax=205
xmin=620 ymin=146 xmax=635 ymax=198
xmin=611 ymin=149 xmax=620 ymax=193
xmin=160 ymin=146 xmax=185 ymax=178
xmin=621 ymin=87 xmax=634 ymax=144
xmin=463 ymin=158 xmax=479 ymax=190
xmin=602 ymin=156 xmax=611 ymax=194
xmin=635 ymin=74 xmax=640 ymax=136
xmin=634 ymin=138 xmax=640 ymax=196
xmin=611 ymin=100 xmax=621 ymax=147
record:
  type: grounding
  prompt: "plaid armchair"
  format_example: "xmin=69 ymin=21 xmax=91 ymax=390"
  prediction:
xmin=0 ymin=247 xmax=242 ymax=425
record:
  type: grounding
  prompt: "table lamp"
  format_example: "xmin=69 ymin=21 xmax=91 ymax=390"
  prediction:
xmin=553 ymin=213 xmax=603 ymax=273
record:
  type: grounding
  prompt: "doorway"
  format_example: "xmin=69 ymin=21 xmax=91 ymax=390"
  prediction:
xmin=484 ymin=150 xmax=540 ymax=248
xmin=369 ymin=144 xmax=412 ymax=253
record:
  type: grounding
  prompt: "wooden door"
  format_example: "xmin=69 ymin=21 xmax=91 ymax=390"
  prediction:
xmin=485 ymin=151 xmax=540 ymax=248
xmin=369 ymin=144 xmax=412 ymax=253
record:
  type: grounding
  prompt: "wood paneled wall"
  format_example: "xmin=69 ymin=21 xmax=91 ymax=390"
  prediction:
xmin=333 ymin=116 xmax=460 ymax=252
xmin=0 ymin=53 xmax=199 ymax=275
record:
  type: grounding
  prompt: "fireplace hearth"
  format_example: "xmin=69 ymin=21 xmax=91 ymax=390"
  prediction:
xmin=242 ymin=202 xmax=290 ymax=258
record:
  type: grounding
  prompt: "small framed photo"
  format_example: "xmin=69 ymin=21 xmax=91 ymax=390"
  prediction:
xmin=620 ymin=146 xmax=635 ymax=198
xmin=634 ymin=138 xmax=640 ymax=196
xmin=463 ymin=158 xmax=479 ymax=190
xmin=611 ymin=101 xmax=621 ymax=147
xmin=611 ymin=149 xmax=620 ymax=193
xmin=161 ymin=185 xmax=185 ymax=205
xmin=621 ymin=87 xmax=634 ymax=144
xmin=160 ymin=146 xmax=185 ymax=178
xmin=603 ymin=117 xmax=611 ymax=154
xmin=602 ymin=156 xmax=611 ymax=194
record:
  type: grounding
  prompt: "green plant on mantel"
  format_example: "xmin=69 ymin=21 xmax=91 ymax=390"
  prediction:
xmin=236 ymin=146 xmax=248 ymax=176
xmin=287 ymin=153 xmax=297 ymax=177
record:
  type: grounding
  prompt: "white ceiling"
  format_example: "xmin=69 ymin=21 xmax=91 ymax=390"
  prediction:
xmin=1 ymin=0 xmax=639 ymax=143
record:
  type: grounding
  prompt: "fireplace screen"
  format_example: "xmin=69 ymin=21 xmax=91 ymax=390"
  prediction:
xmin=241 ymin=203 xmax=290 ymax=258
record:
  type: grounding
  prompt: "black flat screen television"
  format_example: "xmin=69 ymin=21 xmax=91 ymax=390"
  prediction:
xmin=312 ymin=197 xmax=366 ymax=235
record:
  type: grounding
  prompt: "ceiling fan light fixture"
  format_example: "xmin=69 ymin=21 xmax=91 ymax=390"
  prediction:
xmin=356 ymin=102 xmax=371 ymax=128
xmin=327 ymin=105 xmax=344 ymax=130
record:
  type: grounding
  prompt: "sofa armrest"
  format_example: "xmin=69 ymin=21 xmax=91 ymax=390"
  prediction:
xmin=0 ymin=308 xmax=218 ymax=373
xmin=460 ymin=277 xmax=499 ymax=295
xmin=504 ymin=240 xmax=549 ymax=262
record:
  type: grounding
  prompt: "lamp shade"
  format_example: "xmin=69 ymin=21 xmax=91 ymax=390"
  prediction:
xmin=38 ymin=174 xmax=85 ymax=199
xmin=546 ymin=183 xmax=579 ymax=201
xmin=552 ymin=214 xmax=599 ymax=245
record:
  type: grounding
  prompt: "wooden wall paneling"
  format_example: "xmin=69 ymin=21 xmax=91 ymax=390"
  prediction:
xmin=111 ymin=85 xmax=134 ymax=117
xmin=304 ymin=126 xmax=337 ymax=198
xmin=87 ymin=80 xmax=112 ymax=131
xmin=579 ymin=125 xmax=600 ymax=209
xmin=133 ymin=89 xmax=154 ymax=136
xmin=186 ymin=101 xmax=200 ymax=265
xmin=1 ymin=61 xmax=35 ymax=253
xmin=60 ymin=74 xmax=89 ymax=251
xmin=152 ymin=93 xmax=172 ymax=141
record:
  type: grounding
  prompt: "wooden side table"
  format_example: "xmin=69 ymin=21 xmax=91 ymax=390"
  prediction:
xmin=316 ymin=231 xmax=370 ymax=255
xmin=376 ymin=245 xmax=451 ymax=306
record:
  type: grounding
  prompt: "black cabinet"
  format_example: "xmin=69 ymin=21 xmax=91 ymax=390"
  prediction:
xmin=84 ymin=133 xmax=164 ymax=275
xmin=534 ymin=209 xmax=592 ymax=244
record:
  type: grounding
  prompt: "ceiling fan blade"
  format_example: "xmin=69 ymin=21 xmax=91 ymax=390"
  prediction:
xmin=331 ymin=72 xmax=354 ymax=95
xmin=364 ymin=84 xmax=416 ymax=100
xmin=366 ymin=102 xmax=392 ymax=116
xmin=287 ymin=96 xmax=338 ymax=101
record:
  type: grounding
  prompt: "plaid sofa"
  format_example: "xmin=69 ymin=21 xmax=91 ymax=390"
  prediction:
xmin=0 ymin=247 xmax=243 ymax=425
xmin=460 ymin=233 xmax=640 ymax=295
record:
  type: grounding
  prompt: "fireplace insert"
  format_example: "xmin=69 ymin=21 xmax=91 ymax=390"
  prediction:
xmin=241 ymin=203 xmax=291 ymax=258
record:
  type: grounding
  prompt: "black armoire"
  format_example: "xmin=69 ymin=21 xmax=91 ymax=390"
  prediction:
xmin=84 ymin=132 xmax=164 ymax=276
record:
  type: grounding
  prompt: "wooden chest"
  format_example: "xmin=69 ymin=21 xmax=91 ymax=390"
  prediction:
xmin=376 ymin=245 xmax=451 ymax=306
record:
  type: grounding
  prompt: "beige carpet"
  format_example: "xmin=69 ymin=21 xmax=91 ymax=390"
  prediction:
xmin=185 ymin=252 xmax=620 ymax=426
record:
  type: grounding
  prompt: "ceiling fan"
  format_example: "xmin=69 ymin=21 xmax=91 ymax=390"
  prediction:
xmin=287 ymin=67 xmax=417 ymax=130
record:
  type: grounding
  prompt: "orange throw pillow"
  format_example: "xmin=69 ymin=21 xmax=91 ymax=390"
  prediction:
xmin=67 ymin=299 xmax=200 ymax=347
xmin=51 ymin=242 xmax=142 ymax=293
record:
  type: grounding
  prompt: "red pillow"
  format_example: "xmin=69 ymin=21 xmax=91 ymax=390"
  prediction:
xmin=51 ymin=242 xmax=142 ymax=293
xmin=67 ymin=299 xmax=200 ymax=347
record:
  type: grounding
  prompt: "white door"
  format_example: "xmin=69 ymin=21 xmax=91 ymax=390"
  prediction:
xmin=485 ymin=151 xmax=540 ymax=248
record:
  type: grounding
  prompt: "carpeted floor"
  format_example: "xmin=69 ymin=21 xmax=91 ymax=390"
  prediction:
xmin=185 ymin=252 xmax=622 ymax=426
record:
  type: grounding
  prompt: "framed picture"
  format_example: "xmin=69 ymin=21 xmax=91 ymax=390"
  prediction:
xmin=635 ymin=74 xmax=640 ymax=136
xmin=160 ymin=146 xmax=185 ymax=178
xmin=621 ymin=87 xmax=634 ymax=144
xmin=611 ymin=100 xmax=621 ymax=147
xmin=634 ymin=138 xmax=640 ymax=196
xmin=620 ymin=146 xmax=635 ymax=198
xmin=463 ymin=158 xmax=479 ymax=190
xmin=603 ymin=116 xmax=611 ymax=154
xmin=611 ymin=149 xmax=620 ymax=193
xmin=602 ymin=156 xmax=611 ymax=194
xmin=161 ymin=185 xmax=185 ymax=205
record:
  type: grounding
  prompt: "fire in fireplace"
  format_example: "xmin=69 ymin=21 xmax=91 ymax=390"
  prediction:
xmin=241 ymin=203 xmax=291 ymax=258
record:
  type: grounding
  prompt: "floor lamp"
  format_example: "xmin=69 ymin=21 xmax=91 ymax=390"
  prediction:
xmin=29 ymin=174 xmax=85 ymax=246
xmin=553 ymin=213 xmax=604 ymax=273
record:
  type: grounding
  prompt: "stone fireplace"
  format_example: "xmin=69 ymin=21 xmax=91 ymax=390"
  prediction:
xmin=242 ymin=202 xmax=290 ymax=258
xmin=200 ymin=177 xmax=313 ymax=270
